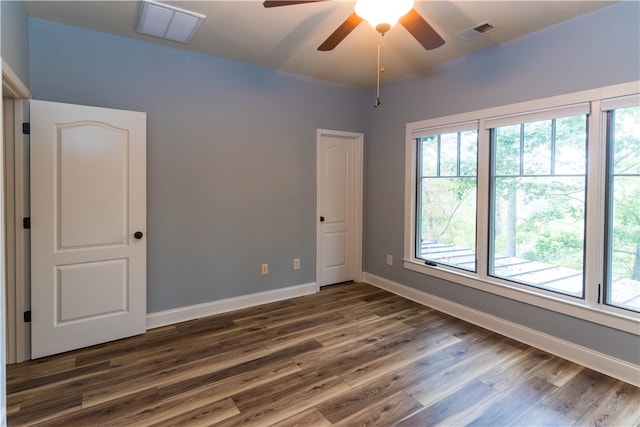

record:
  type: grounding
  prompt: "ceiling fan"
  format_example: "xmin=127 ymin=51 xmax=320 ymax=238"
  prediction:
xmin=263 ymin=0 xmax=445 ymax=52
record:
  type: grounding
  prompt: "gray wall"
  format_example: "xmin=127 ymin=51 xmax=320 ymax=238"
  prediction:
xmin=1 ymin=0 xmax=29 ymax=86
xmin=364 ymin=1 xmax=640 ymax=364
xmin=24 ymin=1 xmax=640 ymax=365
xmin=29 ymin=18 xmax=369 ymax=313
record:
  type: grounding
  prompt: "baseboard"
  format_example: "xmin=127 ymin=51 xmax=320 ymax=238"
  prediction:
xmin=363 ymin=272 xmax=640 ymax=387
xmin=147 ymin=282 xmax=318 ymax=330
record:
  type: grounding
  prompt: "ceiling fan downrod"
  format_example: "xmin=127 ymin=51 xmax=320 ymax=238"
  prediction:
xmin=374 ymin=33 xmax=384 ymax=108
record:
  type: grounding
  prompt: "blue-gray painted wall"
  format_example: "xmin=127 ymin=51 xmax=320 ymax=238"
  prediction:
xmin=16 ymin=1 xmax=640 ymax=366
xmin=364 ymin=1 xmax=640 ymax=365
xmin=1 ymin=0 xmax=29 ymax=86
xmin=28 ymin=18 xmax=370 ymax=313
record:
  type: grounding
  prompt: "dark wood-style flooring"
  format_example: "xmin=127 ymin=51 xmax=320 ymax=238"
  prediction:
xmin=6 ymin=282 xmax=640 ymax=426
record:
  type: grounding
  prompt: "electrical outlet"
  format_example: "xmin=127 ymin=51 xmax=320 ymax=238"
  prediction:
xmin=293 ymin=258 xmax=301 ymax=270
xmin=386 ymin=254 xmax=393 ymax=266
xmin=261 ymin=263 xmax=269 ymax=275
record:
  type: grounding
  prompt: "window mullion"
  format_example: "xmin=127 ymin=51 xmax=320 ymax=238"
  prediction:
xmin=519 ymin=124 xmax=525 ymax=176
xmin=551 ymin=119 xmax=556 ymax=175
xmin=476 ymin=123 xmax=491 ymax=279
xmin=437 ymin=135 xmax=442 ymax=177
xmin=457 ymin=132 xmax=461 ymax=176
xmin=584 ymin=101 xmax=605 ymax=307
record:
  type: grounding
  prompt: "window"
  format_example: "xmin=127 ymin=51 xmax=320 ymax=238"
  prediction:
xmin=404 ymin=83 xmax=640 ymax=334
xmin=417 ymin=129 xmax=478 ymax=271
xmin=605 ymin=104 xmax=640 ymax=312
xmin=489 ymin=114 xmax=588 ymax=297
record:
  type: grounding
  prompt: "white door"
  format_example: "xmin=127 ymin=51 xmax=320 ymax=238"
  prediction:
xmin=30 ymin=100 xmax=146 ymax=358
xmin=316 ymin=129 xmax=363 ymax=287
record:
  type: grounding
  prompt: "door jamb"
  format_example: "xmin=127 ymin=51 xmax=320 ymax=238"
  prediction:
xmin=315 ymin=129 xmax=364 ymax=289
xmin=3 ymin=59 xmax=31 ymax=363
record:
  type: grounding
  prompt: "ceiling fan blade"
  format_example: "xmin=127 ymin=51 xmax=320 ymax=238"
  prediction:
xmin=318 ymin=13 xmax=363 ymax=51
xmin=263 ymin=1 xmax=330 ymax=7
xmin=399 ymin=8 xmax=445 ymax=50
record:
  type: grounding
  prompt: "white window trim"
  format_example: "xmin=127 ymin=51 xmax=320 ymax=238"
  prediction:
xmin=404 ymin=81 xmax=640 ymax=335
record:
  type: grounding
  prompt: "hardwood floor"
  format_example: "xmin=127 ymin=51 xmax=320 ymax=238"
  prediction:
xmin=6 ymin=282 xmax=640 ymax=426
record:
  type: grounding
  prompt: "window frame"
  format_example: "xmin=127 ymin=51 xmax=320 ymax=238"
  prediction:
xmin=601 ymin=95 xmax=640 ymax=312
xmin=487 ymin=110 xmax=589 ymax=298
xmin=415 ymin=126 xmax=479 ymax=273
xmin=404 ymin=81 xmax=640 ymax=335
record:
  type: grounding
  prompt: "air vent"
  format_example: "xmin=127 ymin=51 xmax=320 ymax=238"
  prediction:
xmin=137 ymin=0 xmax=205 ymax=44
xmin=455 ymin=21 xmax=499 ymax=41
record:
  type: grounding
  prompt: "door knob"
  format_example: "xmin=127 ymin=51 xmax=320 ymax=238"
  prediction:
xmin=320 ymin=216 xmax=325 ymax=222
xmin=134 ymin=231 xmax=144 ymax=239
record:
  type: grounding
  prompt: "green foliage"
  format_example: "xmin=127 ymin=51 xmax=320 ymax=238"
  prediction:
xmin=610 ymin=106 xmax=640 ymax=280
xmin=492 ymin=116 xmax=587 ymax=271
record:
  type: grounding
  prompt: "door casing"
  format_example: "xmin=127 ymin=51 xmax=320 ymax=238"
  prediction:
xmin=3 ymin=59 xmax=31 ymax=364
xmin=316 ymin=128 xmax=364 ymax=288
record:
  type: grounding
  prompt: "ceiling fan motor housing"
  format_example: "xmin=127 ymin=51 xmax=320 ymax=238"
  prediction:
xmin=375 ymin=22 xmax=392 ymax=35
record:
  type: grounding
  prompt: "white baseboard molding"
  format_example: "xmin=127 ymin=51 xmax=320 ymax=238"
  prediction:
xmin=363 ymin=272 xmax=640 ymax=387
xmin=147 ymin=282 xmax=318 ymax=330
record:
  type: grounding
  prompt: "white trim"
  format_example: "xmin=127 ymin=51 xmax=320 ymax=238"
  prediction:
xmin=146 ymin=282 xmax=317 ymax=330
xmin=483 ymin=102 xmax=590 ymax=129
xmin=363 ymin=272 xmax=640 ymax=387
xmin=402 ymin=259 xmax=639 ymax=334
xmin=3 ymin=100 xmax=16 ymax=364
xmin=1 ymin=59 xmax=31 ymax=99
xmin=0 ymin=60 xmax=7 ymax=427
xmin=411 ymin=119 xmax=478 ymax=139
xmin=601 ymin=94 xmax=640 ymax=111
xmin=3 ymin=100 xmax=29 ymax=364
xmin=316 ymin=129 xmax=364 ymax=286
xmin=407 ymin=81 xmax=638 ymax=132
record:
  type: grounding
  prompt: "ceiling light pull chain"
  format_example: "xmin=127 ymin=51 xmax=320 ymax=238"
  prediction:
xmin=375 ymin=32 xmax=384 ymax=108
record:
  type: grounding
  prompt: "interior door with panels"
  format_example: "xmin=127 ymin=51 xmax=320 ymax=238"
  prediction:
xmin=30 ymin=100 xmax=146 ymax=358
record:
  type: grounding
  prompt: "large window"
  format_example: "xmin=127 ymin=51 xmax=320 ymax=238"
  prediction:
xmin=605 ymin=104 xmax=640 ymax=312
xmin=405 ymin=84 xmax=640 ymax=333
xmin=489 ymin=114 xmax=587 ymax=297
xmin=417 ymin=129 xmax=478 ymax=271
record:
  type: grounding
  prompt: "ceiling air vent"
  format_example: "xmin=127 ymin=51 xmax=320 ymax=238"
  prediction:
xmin=455 ymin=21 xmax=499 ymax=41
xmin=137 ymin=0 xmax=206 ymax=44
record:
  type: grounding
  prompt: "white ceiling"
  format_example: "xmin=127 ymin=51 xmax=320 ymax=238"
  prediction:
xmin=23 ymin=0 xmax=616 ymax=87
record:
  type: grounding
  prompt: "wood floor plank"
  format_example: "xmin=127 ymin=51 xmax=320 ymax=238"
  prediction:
xmin=331 ymin=390 xmax=424 ymax=427
xmin=6 ymin=282 xmax=639 ymax=427
xmin=147 ymin=398 xmax=239 ymax=427
xmin=220 ymin=374 xmax=351 ymax=427
xmin=337 ymin=331 xmax=460 ymax=388
xmin=316 ymin=350 xmax=455 ymax=423
xmin=465 ymin=376 xmax=558 ymax=426
xmin=406 ymin=336 xmax=524 ymax=407
xmin=477 ymin=347 xmax=554 ymax=392
xmin=155 ymin=341 xmax=320 ymax=402
xmin=511 ymin=403 xmax=576 ymax=426
xmin=530 ymin=354 xmax=585 ymax=387
xmin=565 ymin=372 xmax=640 ymax=426
xmin=79 ymin=341 xmax=269 ymax=407
xmin=8 ymin=387 xmax=83 ymax=426
xmin=7 ymin=360 xmax=110 ymax=395
xmin=543 ymin=368 xmax=623 ymax=420
xmin=395 ymin=379 xmax=499 ymax=426
xmin=110 ymin=360 xmax=301 ymax=426
xmin=275 ymin=407 xmax=332 ymax=427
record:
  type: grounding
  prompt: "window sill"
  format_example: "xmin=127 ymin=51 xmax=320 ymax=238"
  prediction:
xmin=403 ymin=259 xmax=640 ymax=335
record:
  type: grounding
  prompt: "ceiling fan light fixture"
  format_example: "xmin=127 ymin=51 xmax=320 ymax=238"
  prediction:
xmin=355 ymin=0 xmax=414 ymax=33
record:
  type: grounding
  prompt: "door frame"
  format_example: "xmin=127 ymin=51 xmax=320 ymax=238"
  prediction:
xmin=3 ymin=59 xmax=31 ymax=363
xmin=316 ymin=128 xmax=364 ymax=289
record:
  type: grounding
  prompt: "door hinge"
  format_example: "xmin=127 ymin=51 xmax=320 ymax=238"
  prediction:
xmin=22 ymin=122 xmax=30 ymax=135
xmin=23 ymin=217 xmax=31 ymax=229
xmin=24 ymin=310 xmax=31 ymax=323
